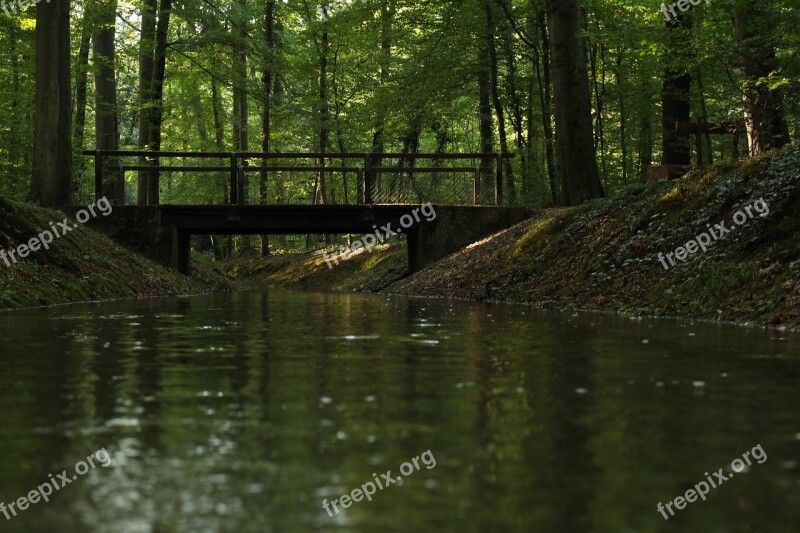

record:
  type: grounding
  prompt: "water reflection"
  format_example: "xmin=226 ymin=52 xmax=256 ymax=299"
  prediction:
xmin=0 ymin=290 xmax=798 ymax=531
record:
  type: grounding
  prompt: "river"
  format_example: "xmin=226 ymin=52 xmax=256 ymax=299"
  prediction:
xmin=0 ymin=290 xmax=798 ymax=532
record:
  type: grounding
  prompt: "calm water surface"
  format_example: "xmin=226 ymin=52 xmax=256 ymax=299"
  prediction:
xmin=0 ymin=290 xmax=798 ymax=532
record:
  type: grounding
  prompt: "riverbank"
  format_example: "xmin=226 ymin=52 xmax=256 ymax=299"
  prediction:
xmin=0 ymin=196 xmax=233 ymax=310
xmin=228 ymin=145 xmax=800 ymax=329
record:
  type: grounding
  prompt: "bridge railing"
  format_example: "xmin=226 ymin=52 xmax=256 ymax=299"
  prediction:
xmin=82 ymin=151 xmax=515 ymax=207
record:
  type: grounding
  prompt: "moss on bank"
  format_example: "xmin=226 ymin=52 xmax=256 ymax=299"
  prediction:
xmin=229 ymin=145 xmax=800 ymax=329
xmin=0 ymin=197 xmax=232 ymax=310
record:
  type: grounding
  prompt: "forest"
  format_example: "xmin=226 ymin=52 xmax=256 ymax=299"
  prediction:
xmin=0 ymin=0 xmax=798 ymax=219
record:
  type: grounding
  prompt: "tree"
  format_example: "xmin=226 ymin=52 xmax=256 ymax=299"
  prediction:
xmin=74 ymin=7 xmax=93 ymax=151
xmin=137 ymin=0 xmax=158 ymax=205
xmin=32 ymin=0 xmax=72 ymax=207
xmin=661 ymin=13 xmax=691 ymax=167
xmin=148 ymin=0 xmax=173 ymax=205
xmin=260 ymin=0 xmax=276 ymax=257
xmin=484 ymin=0 xmax=516 ymax=204
xmin=477 ymin=16 xmax=495 ymax=205
xmin=93 ymin=0 xmax=120 ymax=203
xmin=734 ymin=0 xmax=791 ymax=155
xmin=546 ymin=0 xmax=603 ymax=206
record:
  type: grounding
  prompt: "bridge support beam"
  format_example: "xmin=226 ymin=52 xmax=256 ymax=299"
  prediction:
xmin=168 ymin=227 xmax=191 ymax=275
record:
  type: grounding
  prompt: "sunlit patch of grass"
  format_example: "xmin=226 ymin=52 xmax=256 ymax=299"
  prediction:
xmin=659 ymin=184 xmax=684 ymax=202
xmin=512 ymin=204 xmax=592 ymax=259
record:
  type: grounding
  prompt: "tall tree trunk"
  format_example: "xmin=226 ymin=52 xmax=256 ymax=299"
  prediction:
xmin=661 ymin=14 xmax=691 ymax=166
xmin=32 ymin=0 xmax=72 ymax=207
xmin=695 ymin=70 xmax=713 ymax=165
xmin=191 ymin=89 xmax=210 ymax=148
xmin=74 ymin=10 xmax=92 ymax=150
xmin=734 ymin=0 xmax=790 ymax=155
xmin=137 ymin=0 xmax=158 ymax=205
xmin=371 ymin=0 xmax=394 ymax=165
xmin=547 ymin=0 xmax=604 ymax=206
xmin=484 ymin=0 xmax=515 ymax=205
xmin=615 ymin=54 xmax=628 ymax=182
xmin=210 ymin=78 xmax=229 ymax=258
xmin=8 ymin=25 xmax=21 ymax=177
xmin=233 ymin=0 xmax=252 ymax=254
xmin=317 ymin=26 xmax=330 ymax=206
xmin=536 ymin=6 xmax=557 ymax=204
xmin=93 ymin=0 xmax=120 ymax=203
xmin=148 ymin=0 xmax=173 ymax=206
xmin=636 ymin=72 xmax=654 ymax=181
xmin=590 ymin=42 xmax=607 ymax=185
xmin=478 ymin=33 xmax=495 ymax=205
xmin=260 ymin=0 xmax=276 ymax=257
xmin=211 ymin=78 xmax=228 ymax=204
xmin=332 ymin=45 xmax=349 ymax=205
xmin=503 ymin=25 xmax=527 ymax=203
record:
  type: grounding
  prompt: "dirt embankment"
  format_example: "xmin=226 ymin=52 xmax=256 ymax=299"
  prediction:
xmin=0 ymin=197 xmax=233 ymax=310
xmin=231 ymin=145 xmax=800 ymax=329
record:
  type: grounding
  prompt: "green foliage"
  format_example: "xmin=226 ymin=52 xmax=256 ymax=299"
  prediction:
xmin=1 ymin=0 xmax=798 ymax=208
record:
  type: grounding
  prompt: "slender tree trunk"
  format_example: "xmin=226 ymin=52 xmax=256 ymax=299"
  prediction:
xmin=547 ymin=0 xmax=604 ymax=205
xmin=137 ymin=0 xmax=157 ymax=205
xmin=318 ymin=26 xmax=330 ymax=206
xmin=260 ymin=0 xmax=276 ymax=257
xmin=143 ymin=0 xmax=172 ymax=206
xmin=211 ymin=78 xmax=232 ymax=258
xmin=636 ymin=73 xmax=654 ymax=182
xmin=32 ymin=0 xmax=72 ymax=207
xmin=233 ymin=0 xmax=252 ymax=254
xmin=371 ymin=0 xmax=394 ymax=162
xmin=8 ymin=25 xmax=20 ymax=175
xmin=537 ymin=7 xmax=557 ymax=204
xmin=734 ymin=1 xmax=790 ymax=155
xmin=191 ymin=90 xmax=209 ymax=148
xmin=478 ymin=34 xmax=494 ymax=205
xmin=590 ymin=43 xmax=607 ymax=185
xmin=484 ymin=0 xmax=515 ymax=205
xmin=503 ymin=27 xmax=527 ymax=204
xmin=211 ymin=78 xmax=228 ymax=204
xmin=616 ymin=54 xmax=628 ymax=182
xmin=74 ymin=11 xmax=92 ymax=150
xmin=93 ymin=0 xmax=120 ymax=203
xmin=695 ymin=70 xmax=713 ymax=165
xmin=332 ymin=45 xmax=350 ymax=207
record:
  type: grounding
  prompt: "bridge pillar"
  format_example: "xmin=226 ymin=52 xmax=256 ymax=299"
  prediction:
xmin=168 ymin=227 xmax=191 ymax=275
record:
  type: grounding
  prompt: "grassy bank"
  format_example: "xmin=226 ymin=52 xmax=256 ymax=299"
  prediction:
xmin=229 ymin=145 xmax=800 ymax=329
xmin=0 ymin=197 xmax=233 ymax=310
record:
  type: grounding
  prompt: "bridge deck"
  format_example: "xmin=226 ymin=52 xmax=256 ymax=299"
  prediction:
xmin=159 ymin=204 xmax=447 ymax=234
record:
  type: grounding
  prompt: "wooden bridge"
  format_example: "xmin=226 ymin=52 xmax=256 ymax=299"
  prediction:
xmin=77 ymin=150 xmax=529 ymax=274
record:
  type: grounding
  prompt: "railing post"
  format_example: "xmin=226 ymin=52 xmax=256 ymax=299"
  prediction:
xmin=238 ymin=158 xmax=246 ymax=206
xmin=94 ymin=151 xmax=103 ymax=202
xmin=356 ymin=168 xmax=364 ymax=205
xmin=118 ymin=165 xmax=126 ymax=206
xmin=474 ymin=166 xmax=480 ymax=206
xmin=364 ymin=153 xmax=374 ymax=204
xmin=229 ymin=152 xmax=238 ymax=205
xmin=495 ymin=152 xmax=503 ymax=206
